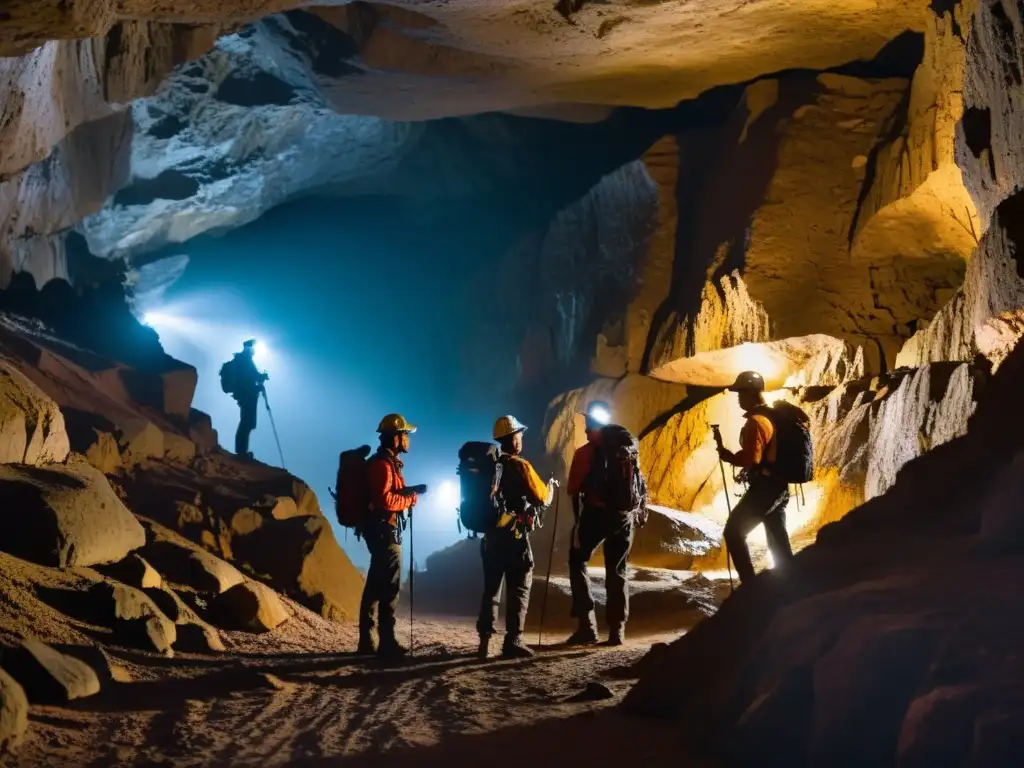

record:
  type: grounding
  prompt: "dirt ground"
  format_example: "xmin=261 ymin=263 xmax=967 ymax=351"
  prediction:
xmin=8 ymin=613 xmax=710 ymax=767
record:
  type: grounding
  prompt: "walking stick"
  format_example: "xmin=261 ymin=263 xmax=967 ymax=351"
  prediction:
xmin=261 ymin=389 xmax=286 ymax=468
xmin=408 ymin=506 xmax=415 ymax=656
xmin=537 ymin=486 xmax=561 ymax=646
xmin=711 ymin=426 xmax=736 ymax=594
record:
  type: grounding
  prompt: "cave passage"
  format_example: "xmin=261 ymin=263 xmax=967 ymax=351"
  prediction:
xmin=146 ymin=194 xmax=521 ymax=571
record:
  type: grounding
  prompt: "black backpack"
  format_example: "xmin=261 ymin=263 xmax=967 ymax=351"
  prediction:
xmin=219 ymin=356 xmax=240 ymax=394
xmin=759 ymin=402 xmax=814 ymax=483
xmin=589 ymin=425 xmax=647 ymax=514
xmin=457 ymin=442 xmax=502 ymax=534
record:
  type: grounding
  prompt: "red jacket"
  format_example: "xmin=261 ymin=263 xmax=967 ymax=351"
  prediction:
xmin=367 ymin=449 xmax=416 ymax=526
xmin=566 ymin=433 xmax=605 ymax=508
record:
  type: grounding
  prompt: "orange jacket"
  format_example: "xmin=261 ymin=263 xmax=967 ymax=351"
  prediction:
xmin=566 ymin=435 xmax=605 ymax=507
xmin=367 ymin=449 xmax=416 ymax=526
xmin=729 ymin=413 xmax=776 ymax=469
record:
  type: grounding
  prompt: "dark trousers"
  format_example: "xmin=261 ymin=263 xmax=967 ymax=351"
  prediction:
xmin=723 ymin=475 xmax=793 ymax=583
xmin=235 ymin=392 xmax=258 ymax=455
xmin=477 ymin=529 xmax=534 ymax=640
xmin=568 ymin=506 xmax=634 ymax=629
xmin=359 ymin=519 xmax=403 ymax=641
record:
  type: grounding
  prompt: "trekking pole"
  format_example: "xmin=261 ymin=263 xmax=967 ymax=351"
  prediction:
xmin=537 ymin=486 xmax=561 ymax=647
xmin=409 ymin=506 xmax=415 ymax=656
xmin=261 ymin=389 xmax=286 ymax=469
xmin=711 ymin=426 xmax=736 ymax=594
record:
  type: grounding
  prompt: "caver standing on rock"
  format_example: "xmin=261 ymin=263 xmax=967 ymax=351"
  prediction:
xmin=715 ymin=370 xmax=812 ymax=583
xmin=565 ymin=401 xmax=648 ymax=647
xmin=358 ymin=413 xmax=428 ymax=659
xmin=219 ymin=339 xmax=268 ymax=460
xmin=477 ymin=415 xmax=556 ymax=660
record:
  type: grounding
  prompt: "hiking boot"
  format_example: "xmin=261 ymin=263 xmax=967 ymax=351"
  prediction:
xmin=565 ymin=624 xmax=599 ymax=646
xmin=501 ymin=636 xmax=535 ymax=659
xmin=376 ymin=639 xmax=408 ymax=660
xmin=604 ymin=627 xmax=625 ymax=647
xmin=356 ymin=635 xmax=377 ymax=655
xmin=477 ymin=635 xmax=491 ymax=659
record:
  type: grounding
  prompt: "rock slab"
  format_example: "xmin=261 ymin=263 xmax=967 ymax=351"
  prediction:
xmin=1 ymin=638 xmax=100 ymax=704
xmin=0 ymin=458 xmax=145 ymax=568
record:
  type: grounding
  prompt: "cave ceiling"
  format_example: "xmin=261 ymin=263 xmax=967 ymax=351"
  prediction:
xmin=3 ymin=0 xmax=929 ymax=117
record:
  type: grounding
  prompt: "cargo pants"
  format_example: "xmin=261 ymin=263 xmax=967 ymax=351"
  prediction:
xmin=359 ymin=517 xmax=403 ymax=642
xmin=477 ymin=528 xmax=534 ymax=640
xmin=568 ymin=505 xmax=634 ymax=631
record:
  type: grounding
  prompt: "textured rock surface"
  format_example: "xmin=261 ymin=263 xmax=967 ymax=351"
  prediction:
xmin=141 ymin=527 xmax=245 ymax=595
xmin=0 ymin=669 xmax=28 ymax=757
xmin=0 ymin=1 xmax=927 ymax=111
xmin=88 ymin=581 xmax=177 ymax=655
xmin=0 ymin=359 xmax=69 ymax=465
xmin=0 ymin=458 xmax=145 ymax=568
xmin=622 ymin=335 xmax=1024 ymax=766
xmin=897 ymin=192 xmax=1024 ymax=369
xmin=1 ymin=638 xmax=100 ymax=703
xmin=216 ymin=580 xmax=291 ymax=633
xmin=648 ymin=72 xmax=965 ymax=375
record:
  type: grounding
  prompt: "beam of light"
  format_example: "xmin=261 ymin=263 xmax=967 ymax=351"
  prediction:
xmin=438 ymin=479 xmax=459 ymax=509
xmin=253 ymin=340 xmax=270 ymax=365
xmin=587 ymin=404 xmax=611 ymax=425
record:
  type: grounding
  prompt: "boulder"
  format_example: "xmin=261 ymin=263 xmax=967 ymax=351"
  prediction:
xmin=141 ymin=532 xmax=244 ymax=595
xmin=619 ymin=506 xmax=722 ymax=571
xmin=163 ymin=432 xmax=197 ymax=463
xmin=89 ymin=582 xmax=177 ymax=655
xmin=0 ymin=360 xmax=70 ymax=465
xmin=1 ymin=638 xmax=100 ymax=703
xmin=143 ymin=585 xmax=225 ymax=653
xmin=230 ymin=515 xmax=362 ymax=621
xmin=215 ymin=581 xmax=291 ymax=633
xmin=0 ymin=458 xmax=145 ymax=568
xmin=0 ymin=669 xmax=28 ymax=757
xmin=96 ymin=554 xmax=163 ymax=590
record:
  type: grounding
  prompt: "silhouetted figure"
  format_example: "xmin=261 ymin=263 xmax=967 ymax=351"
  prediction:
xmin=715 ymin=371 xmax=795 ymax=583
xmin=219 ymin=339 xmax=268 ymax=459
xmin=359 ymin=413 xmax=427 ymax=660
xmin=565 ymin=400 xmax=647 ymax=647
xmin=477 ymin=415 xmax=554 ymax=660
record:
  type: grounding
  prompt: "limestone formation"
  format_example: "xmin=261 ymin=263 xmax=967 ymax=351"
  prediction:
xmin=896 ymin=192 xmax=1024 ymax=370
xmin=88 ymin=582 xmax=177 ymax=655
xmin=0 ymin=669 xmax=28 ymax=757
xmin=0 ymin=458 xmax=145 ymax=568
xmin=1 ymin=638 xmax=101 ymax=704
xmin=215 ymin=580 xmax=291 ymax=633
xmin=0 ymin=360 xmax=70 ymax=465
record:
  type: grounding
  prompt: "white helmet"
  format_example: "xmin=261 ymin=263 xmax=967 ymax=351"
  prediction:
xmin=493 ymin=415 xmax=527 ymax=440
xmin=729 ymin=371 xmax=766 ymax=392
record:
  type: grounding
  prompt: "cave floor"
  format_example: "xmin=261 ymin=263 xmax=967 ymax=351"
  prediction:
xmin=9 ymin=618 xmax=710 ymax=767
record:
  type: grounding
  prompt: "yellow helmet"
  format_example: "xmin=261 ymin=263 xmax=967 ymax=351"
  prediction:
xmin=493 ymin=415 xmax=527 ymax=440
xmin=377 ymin=413 xmax=417 ymax=434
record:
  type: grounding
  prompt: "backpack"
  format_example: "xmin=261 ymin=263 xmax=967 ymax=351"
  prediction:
xmin=219 ymin=356 xmax=240 ymax=394
xmin=759 ymin=401 xmax=814 ymax=483
xmin=457 ymin=442 xmax=502 ymax=534
xmin=332 ymin=445 xmax=373 ymax=528
xmin=589 ymin=425 xmax=647 ymax=514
